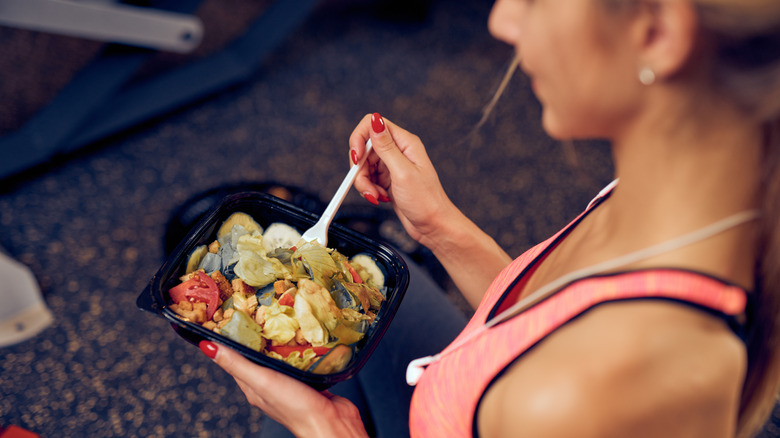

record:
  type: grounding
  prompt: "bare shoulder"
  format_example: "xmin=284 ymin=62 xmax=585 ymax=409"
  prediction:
xmin=477 ymin=300 xmax=747 ymax=438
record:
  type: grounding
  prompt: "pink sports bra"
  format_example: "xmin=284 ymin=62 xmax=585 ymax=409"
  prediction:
xmin=408 ymin=190 xmax=749 ymax=438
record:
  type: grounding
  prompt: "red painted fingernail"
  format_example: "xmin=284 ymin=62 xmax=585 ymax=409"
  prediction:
xmin=378 ymin=194 xmax=391 ymax=203
xmin=351 ymin=149 xmax=358 ymax=165
xmin=363 ymin=192 xmax=379 ymax=205
xmin=371 ymin=113 xmax=385 ymax=134
xmin=199 ymin=340 xmax=218 ymax=359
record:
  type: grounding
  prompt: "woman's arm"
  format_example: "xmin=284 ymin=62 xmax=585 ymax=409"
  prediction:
xmin=420 ymin=207 xmax=512 ymax=308
xmin=350 ymin=113 xmax=511 ymax=307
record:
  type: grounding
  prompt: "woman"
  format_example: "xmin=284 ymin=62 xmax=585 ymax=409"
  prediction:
xmin=199 ymin=0 xmax=780 ymax=436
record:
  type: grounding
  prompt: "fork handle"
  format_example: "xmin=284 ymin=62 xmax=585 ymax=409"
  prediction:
xmin=319 ymin=139 xmax=374 ymax=225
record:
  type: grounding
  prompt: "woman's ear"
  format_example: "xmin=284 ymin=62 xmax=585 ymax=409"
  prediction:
xmin=633 ymin=1 xmax=699 ymax=81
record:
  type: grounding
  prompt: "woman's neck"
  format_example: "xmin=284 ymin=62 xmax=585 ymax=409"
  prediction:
xmin=582 ymin=87 xmax=765 ymax=288
xmin=608 ymin=86 xmax=764 ymax=231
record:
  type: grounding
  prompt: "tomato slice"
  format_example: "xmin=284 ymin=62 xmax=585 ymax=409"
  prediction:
xmin=278 ymin=291 xmax=295 ymax=307
xmin=266 ymin=344 xmax=331 ymax=358
xmin=169 ymin=271 xmax=220 ymax=320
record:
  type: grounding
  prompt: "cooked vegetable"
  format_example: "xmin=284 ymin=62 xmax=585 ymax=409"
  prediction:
xmin=262 ymin=301 xmax=299 ymax=345
xmin=262 ymin=222 xmax=302 ymax=253
xmin=297 ymin=279 xmax=341 ymax=332
xmin=234 ymin=234 xmax=288 ymax=287
xmin=344 ymin=261 xmax=363 ymax=284
xmin=331 ymin=323 xmax=364 ymax=345
xmin=350 ymin=253 xmax=386 ymax=290
xmin=309 ymin=345 xmax=353 ymax=375
xmin=278 ymin=290 xmax=295 ymax=307
xmin=294 ymin=293 xmax=330 ymax=346
xmin=198 ymin=252 xmax=222 ymax=274
xmin=168 ymin=211 xmax=387 ymax=373
xmin=221 ymin=310 xmax=266 ymax=351
xmin=230 ymin=291 xmax=259 ymax=316
xmin=169 ymin=271 xmax=220 ymax=320
xmin=331 ymin=280 xmax=362 ymax=311
xmin=267 ymin=345 xmax=331 ymax=358
xmin=256 ymin=284 xmax=275 ymax=306
xmin=292 ymin=242 xmax=340 ymax=290
xmin=267 ymin=247 xmax=294 ymax=265
xmin=267 ymin=348 xmax=319 ymax=369
xmin=217 ymin=212 xmax=263 ymax=240
xmin=185 ymin=245 xmax=208 ymax=274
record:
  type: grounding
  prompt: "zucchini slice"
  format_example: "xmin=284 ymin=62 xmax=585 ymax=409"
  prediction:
xmin=308 ymin=344 xmax=353 ymax=375
xmin=185 ymin=245 xmax=208 ymax=274
xmin=350 ymin=253 xmax=386 ymax=290
xmin=262 ymin=222 xmax=302 ymax=253
xmin=217 ymin=212 xmax=263 ymax=240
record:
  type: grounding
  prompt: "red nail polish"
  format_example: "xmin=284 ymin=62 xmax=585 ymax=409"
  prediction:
xmin=199 ymin=340 xmax=218 ymax=359
xmin=363 ymin=193 xmax=379 ymax=205
xmin=371 ymin=113 xmax=385 ymax=134
xmin=351 ymin=150 xmax=358 ymax=165
xmin=378 ymin=194 xmax=391 ymax=203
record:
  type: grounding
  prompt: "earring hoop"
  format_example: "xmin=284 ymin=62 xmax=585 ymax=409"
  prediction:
xmin=639 ymin=67 xmax=656 ymax=86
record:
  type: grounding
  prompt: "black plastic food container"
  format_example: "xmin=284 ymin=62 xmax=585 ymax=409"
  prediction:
xmin=137 ymin=192 xmax=410 ymax=390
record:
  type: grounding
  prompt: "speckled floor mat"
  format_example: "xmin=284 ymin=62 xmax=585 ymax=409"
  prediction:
xmin=1 ymin=0 xmax=778 ymax=437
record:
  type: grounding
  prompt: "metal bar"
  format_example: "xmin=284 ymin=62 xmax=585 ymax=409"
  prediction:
xmin=0 ymin=0 xmax=203 ymax=53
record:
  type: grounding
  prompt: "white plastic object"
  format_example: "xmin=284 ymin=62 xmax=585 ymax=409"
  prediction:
xmin=0 ymin=249 xmax=54 ymax=347
xmin=301 ymin=139 xmax=373 ymax=247
xmin=406 ymin=354 xmax=440 ymax=386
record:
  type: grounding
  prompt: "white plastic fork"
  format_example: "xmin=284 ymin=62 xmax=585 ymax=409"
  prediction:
xmin=300 ymin=139 xmax=374 ymax=246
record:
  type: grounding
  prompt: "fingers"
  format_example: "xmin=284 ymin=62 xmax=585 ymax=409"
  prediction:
xmin=349 ymin=114 xmax=382 ymax=204
xmin=367 ymin=113 xmax=416 ymax=177
xmin=199 ymin=341 xmax=371 ymax=437
xmin=349 ymin=113 xmax=420 ymax=203
xmin=348 ymin=113 xmax=373 ymax=168
xmin=203 ymin=340 xmax=271 ymax=387
xmin=200 ymin=340 xmax=320 ymax=403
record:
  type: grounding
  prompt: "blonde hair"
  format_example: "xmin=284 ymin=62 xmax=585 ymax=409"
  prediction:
xmin=687 ymin=2 xmax=780 ymax=437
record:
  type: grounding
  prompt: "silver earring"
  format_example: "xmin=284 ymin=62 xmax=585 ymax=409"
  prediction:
xmin=639 ymin=67 xmax=656 ymax=86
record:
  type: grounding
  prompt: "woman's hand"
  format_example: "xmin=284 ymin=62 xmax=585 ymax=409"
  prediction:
xmin=200 ymin=341 xmax=368 ymax=438
xmin=349 ymin=113 xmax=457 ymax=248
xmin=349 ymin=113 xmax=512 ymax=307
